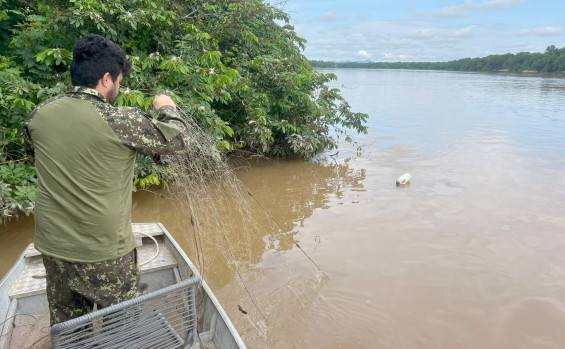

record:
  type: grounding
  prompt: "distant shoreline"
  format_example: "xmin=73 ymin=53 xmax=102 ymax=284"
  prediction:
xmin=309 ymin=46 xmax=565 ymax=74
xmin=312 ymin=66 xmax=565 ymax=75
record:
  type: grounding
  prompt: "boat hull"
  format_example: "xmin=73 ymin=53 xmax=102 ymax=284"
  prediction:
xmin=0 ymin=222 xmax=246 ymax=349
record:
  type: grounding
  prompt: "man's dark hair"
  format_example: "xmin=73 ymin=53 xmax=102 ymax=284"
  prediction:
xmin=70 ymin=34 xmax=131 ymax=87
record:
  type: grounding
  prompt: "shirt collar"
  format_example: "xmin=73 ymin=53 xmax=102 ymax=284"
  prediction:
xmin=66 ymin=86 xmax=108 ymax=103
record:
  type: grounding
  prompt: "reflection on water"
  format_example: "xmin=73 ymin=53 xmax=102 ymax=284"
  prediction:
xmin=129 ymin=157 xmax=366 ymax=289
xmin=2 ymin=69 xmax=565 ymax=348
xmin=235 ymin=158 xmax=366 ymax=254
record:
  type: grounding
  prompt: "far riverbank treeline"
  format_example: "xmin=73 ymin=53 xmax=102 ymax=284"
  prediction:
xmin=310 ymin=46 xmax=565 ymax=73
xmin=0 ymin=0 xmax=368 ymax=224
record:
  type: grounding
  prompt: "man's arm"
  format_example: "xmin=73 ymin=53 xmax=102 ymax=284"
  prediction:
xmin=100 ymin=96 xmax=190 ymax=155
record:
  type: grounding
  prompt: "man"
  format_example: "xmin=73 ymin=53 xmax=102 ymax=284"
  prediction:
xmin=25 ymin=34 xmax=189 ymax=326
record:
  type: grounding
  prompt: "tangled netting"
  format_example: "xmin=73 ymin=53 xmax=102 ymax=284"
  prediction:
xmin=162 ymin=106 xmax=273 ymax=278
xmin=158 ymin=106 xmax=328 ymax=327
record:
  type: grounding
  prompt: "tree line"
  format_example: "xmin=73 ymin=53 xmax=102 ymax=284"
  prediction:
xmin=311 ymin=45 xmax=565 ymax=73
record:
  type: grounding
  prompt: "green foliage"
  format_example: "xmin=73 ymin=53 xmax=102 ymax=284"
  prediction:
xmin=0 ymin=0 xmax=368 ymax=223
xmin=35 ymin=48 xmax=72 ymax=67
xmin=0 ymin=162 xmax=37 ymax=225
xmin=133 ymin=154 xmax=173 ymax=189
xmin=0 ymin=55 xmax=66 ymax=163
xmin=310 ymin=45 xmax=565 ymax=73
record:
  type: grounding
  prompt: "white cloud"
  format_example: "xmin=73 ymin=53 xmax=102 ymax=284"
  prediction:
xmin=407 ymin=28 xmax=436 ymax=39
xmin=432 ymin=0 xmax=525 ymax=18
xmin=406 ymin=25 xmax=478 ymax=41
xmin=356 ymin=50 xmax=372 ymax=58
xmin=477 ymin=0 xmax=526 ymax=10
xmin=533 ymin=27 xmax=563 ymax=36
xmin=451 ymin=25 xmax=478 ymax=38
xmin=301 ymin=19 xmax=481 ymax=61
xmin=383 ymin=53 xmax=410 ymax=60
xmin=518 ymin=26 xmax=563 ymax=36
xmin=533 ymin=27 xmax=563 ymax=35
xmin=289 ymin=3 xmax=560 ymax=63
xmin=321 ymin=10 xmax=338 ymax=21
xmin=436 ymin=2 xmax=471 ymax=18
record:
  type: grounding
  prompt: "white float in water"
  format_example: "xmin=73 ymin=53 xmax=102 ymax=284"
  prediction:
xmin=396 ymin=173 xmax=412 ymax=187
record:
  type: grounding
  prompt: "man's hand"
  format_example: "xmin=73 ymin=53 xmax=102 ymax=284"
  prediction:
xmin=153 ymin=94 xmax=177 ymax=111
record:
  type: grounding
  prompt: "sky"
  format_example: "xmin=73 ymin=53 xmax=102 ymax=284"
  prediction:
xmin=279 ymin=0 xmax=565 ymax=62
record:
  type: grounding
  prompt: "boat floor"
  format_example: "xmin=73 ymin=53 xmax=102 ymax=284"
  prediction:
xmin=7 ymin=314 xmax=50 ymax=349
xmin=6 ymin=314 xmax=218 ymax=349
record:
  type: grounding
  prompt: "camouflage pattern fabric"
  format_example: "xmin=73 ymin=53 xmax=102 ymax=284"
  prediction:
xmin=25 ymin=86 xmax=190 ymax=158
xmin=66 ymin=86 xmax=189 ymax=155
xmin=42 ymin=250 xmax=141 ymax=326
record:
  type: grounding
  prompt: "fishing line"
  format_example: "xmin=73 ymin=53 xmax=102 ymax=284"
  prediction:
xmin=187 ymin=194 xmax=206 ymax=279
xmin=166 ymin=107 xmax=270 ymax=324
xmin=244 ymin=188 xmax=327 ymax=278
xmin=197 ymin=198 xmax=270 ymax=324
xmin=175 ymin=106 xmax=327 ymax=277
xmin=166 ymin=105 xmax=331 ymax=326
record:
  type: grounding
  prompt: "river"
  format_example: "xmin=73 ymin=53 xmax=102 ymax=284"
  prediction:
xmin=2 ymin=69 xmax=565 ymax=348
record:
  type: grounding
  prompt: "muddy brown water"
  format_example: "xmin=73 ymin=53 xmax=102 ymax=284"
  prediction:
xmin=2 ymin=69 xmax=565 ymax=348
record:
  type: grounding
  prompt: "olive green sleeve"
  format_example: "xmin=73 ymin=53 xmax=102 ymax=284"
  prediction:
xmin=24 ymin=95 xmax=66 ymax=159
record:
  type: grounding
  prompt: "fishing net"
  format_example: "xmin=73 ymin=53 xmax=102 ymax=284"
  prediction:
xmin=161 ymin=107 xmax=271 ymax=279
xmin=155 ymin=105 xmax=328 ymax=333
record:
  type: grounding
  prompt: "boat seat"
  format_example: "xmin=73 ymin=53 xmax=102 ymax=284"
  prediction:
xmin=51 ymin=275 xmax=202 ymax=349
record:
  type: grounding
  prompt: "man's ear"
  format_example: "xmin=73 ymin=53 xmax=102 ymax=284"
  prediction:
xmin=99 ymin=72 xmax=113 ymax=88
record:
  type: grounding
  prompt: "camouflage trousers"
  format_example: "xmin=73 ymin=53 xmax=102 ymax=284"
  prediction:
xmin=42 ymin=249 xmax=141 ymax=326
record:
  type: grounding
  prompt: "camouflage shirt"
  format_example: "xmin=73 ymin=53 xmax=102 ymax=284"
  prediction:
xmin=26 ymin=86 xmax=189 ymax=262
